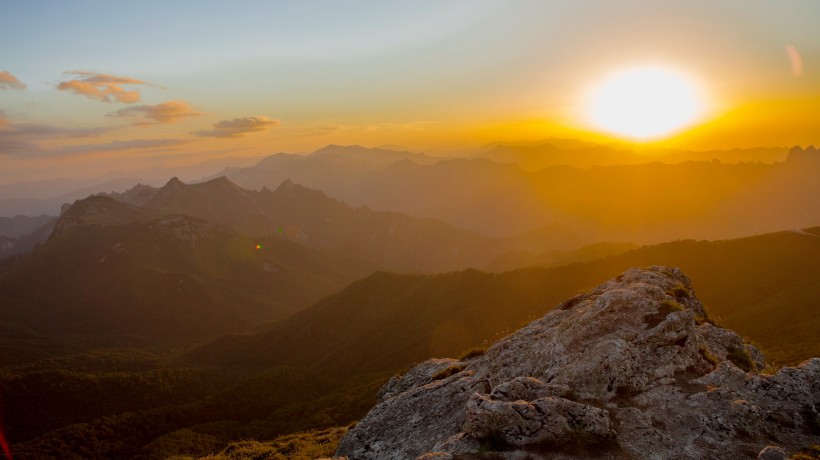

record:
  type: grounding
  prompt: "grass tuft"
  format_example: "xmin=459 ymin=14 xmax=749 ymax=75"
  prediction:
xmin=666 ymin=283 xmax=691 ymax=299
xmin=431 ymin=364 xmax=466 ymax=381
xmin=727 ymin=345 xmax=755 ymax=372
xmin=459 ymin=347 xmax=486 ymax=361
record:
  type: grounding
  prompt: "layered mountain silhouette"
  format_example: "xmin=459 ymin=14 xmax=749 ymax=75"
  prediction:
xmin=104 ymin=176 xmax=580 ymax=272
xmin=211 ymin=144 xmax=820 ymax=243
xmin=0 ymin=215 xmax=56 ymax=261
xmin=0 ymin=215 xmax=54 ymax=239
xmin=475 ymin=139 xmax=788 ymax=170
xmin=0 ymin=196 xmax=372 ymax=362
xmin=5 ymin=225 xmax=819 ymax=458
xmin=186 ymin=226 xmax=820 ymax=377
xmin=2 ymin=144 xmax=819 ymax=459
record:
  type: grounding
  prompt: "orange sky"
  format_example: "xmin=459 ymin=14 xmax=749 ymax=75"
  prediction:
xmin=1 ymin=1 xmax=819 ymax=182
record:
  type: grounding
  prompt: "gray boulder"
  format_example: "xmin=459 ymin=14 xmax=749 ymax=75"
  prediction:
xmin=337 ymin=266 xmax=820 ymax=459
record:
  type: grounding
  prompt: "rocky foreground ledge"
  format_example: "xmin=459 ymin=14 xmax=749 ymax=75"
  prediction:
xmin=336 ymin=266 xmax=820 ymax=459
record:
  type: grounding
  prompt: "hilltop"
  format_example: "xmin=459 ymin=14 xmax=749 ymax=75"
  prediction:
xmin=185 ymin=226 xmax=820 ymax=375
xmin=338 ymin=267 xmax=819 ymax=459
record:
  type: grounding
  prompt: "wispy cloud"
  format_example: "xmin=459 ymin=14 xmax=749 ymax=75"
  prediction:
xmin=0 ymin=71 xmax=26 ymax=90
xmin=56 ymin=71 xmax=152 ymax=103
xmin=293 ymin=124 xmax=343 ymax=137
xmin=59 ymin=138 xmax=189 ymax=155
xmin=1 ymin=122 xmax=108 ymax=139
xmin=0 ymin=120 xmax=110 ymax=157
xmin=0 ymin=129 xmax=186 ymax=158
xmin=193 ymin=116 xmax=280 ymax=138
xmin=110 ymin=100 xmax=203 ymax=124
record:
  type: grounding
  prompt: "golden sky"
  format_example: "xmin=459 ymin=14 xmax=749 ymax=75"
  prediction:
xmin=1 ymin=1 xmax=819 ymax=182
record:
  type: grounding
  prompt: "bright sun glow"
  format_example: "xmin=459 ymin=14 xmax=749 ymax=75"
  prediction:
xmin=585 ymin=66 xmax=705 ymax=140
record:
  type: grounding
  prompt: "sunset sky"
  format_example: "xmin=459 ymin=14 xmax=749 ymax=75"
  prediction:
xmin=1 ymin=0 xmax=819 ymax=182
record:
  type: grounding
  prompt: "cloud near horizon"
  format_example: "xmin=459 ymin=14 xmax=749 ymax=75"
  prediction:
xmin=193 ymin=116 xmax=280 ymax=138
xmin=58 ymin=138 xmax=189 ymax=156
xmin=0 ymin=123 xmax=186 ymax=158
xmin=0 ymin=120 xmax=110 ymax=157
xmin=110 ymin=100 xmax=203 ymax=124
xmin=56 ymin=71 xmax=150 ymax=103
xmin=0 ymin=71 xmax=26 ymax=90
xmin=293 ymin=124 xmax=344 ymax=137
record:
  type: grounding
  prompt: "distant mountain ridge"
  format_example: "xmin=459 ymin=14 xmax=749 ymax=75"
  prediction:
xmin=213 ymin=143 xmax=820 ymax=242
xmin=185 ymin=225 xmax=820 ymax=377
xmin=0 ymin=215 xmax=54 ymax=238
xmin=101 ymin=176 xmax=581 ymax=272
xmin=0 ymin=202 xmax=374 ymax=361
xmin=0 ymin=214 xmax=57 ymax=260
xmin=474 ymin=139 xmax=789 ymax=170
xmin=5 ymin=223 xmax=819 ymax=458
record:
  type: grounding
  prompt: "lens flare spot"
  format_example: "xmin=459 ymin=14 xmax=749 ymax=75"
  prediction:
xmin=785 ymin=44 xmax=803 ymax=77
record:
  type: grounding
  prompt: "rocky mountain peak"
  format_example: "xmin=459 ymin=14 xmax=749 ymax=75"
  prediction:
xmin=164 ymin=176 xmax=184 ymax=188
xmin=275 ymin=178 xmax=296 ymax=191
xmin=51 ymin=195 xmax=154 ymax=237
xmin=337 ymin=266 xmax=819 ymax=459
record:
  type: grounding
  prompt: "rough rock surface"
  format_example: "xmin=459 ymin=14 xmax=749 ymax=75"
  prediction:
xmin=336 ymin=266 xmax=820 ymax=459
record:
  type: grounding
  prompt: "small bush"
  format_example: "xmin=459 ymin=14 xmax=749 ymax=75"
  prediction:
xmin=200 ymin=426 xmax=348 ymax=459
xmin=695 ymin=303 xmax=721 ymax=326
xmin=666 ymin=283 xmax=690 ymax=299
xmin=459 ymin=348 xmax=486 ymax=361
xmin=559 ymin=292 xmax=588 ymax=310
xmin=431 ymin=364 xmax=466 ymax=381
xmin=727 ymin=345 xmax=755 ymax=372
xmin=644 ymin=300 xmax=684 ymax=328
xmin=659 ymin=299 xmax=684 ymax=313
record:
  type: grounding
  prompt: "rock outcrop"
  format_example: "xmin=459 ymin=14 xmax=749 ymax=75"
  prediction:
xmin=336 ymin=266 xmax=820 ymax=459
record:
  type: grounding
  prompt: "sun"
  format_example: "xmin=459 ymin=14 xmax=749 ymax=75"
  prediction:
xmin=584 ymin=66 xmax=706 ymax=140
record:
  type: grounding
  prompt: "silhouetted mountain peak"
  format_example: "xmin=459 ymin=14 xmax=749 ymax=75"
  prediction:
xmin=208 ymin=175 xmax=232 ymax=185
xmin=164 ymin=176 xmax=184 ymax=188
xmin=312 ymin=144 xmax=367 ymax=156
xmin=52 ymin=195 xmax=155 ymax=237
xmin=786 ymin=145 xmax=820 ymax=162
xmin=275 ymin=178 xmax=296 ymax=191
xmin=151 ymin=176 xmax=250 ymax=202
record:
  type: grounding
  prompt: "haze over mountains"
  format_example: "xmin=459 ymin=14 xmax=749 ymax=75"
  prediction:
xmin=4 ymin=224 xmax=819 ymax=458
xmin=1 ymin=139 xmax=819 ymax=459
xmin=210 ymin=143 xmax=817 ymax=241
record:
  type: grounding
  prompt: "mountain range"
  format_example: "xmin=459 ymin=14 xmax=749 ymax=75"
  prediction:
xmin=103 ymin=175 xmax=581 ymax=272
xmin=211 ymin=144 xmax=820 ymax=242
xmin=1 ymin=142 xmax=819 ymax=459
xmin=185 ymin=225 xmax=820 ymax=378
xmin=7 ymin=221 xmax=818 ymax=457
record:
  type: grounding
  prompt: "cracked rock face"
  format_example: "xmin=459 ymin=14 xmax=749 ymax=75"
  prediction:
xmin=336 ymin=266 xmax=820 ymax=459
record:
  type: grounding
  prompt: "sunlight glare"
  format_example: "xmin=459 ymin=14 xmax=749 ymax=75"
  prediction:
xmin=585 ymin=66 xmax=705 ymax=140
